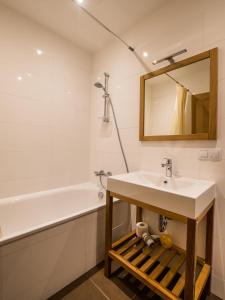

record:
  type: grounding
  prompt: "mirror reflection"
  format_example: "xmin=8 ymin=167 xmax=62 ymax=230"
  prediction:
xmin=144 ymin=58 xmax=210 ymax=136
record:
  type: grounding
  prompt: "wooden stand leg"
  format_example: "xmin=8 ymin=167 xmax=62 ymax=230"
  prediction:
xmin=205 ymin=203 xmax=214 ymax=296
xmin=184 ymin=218 xmax=197 ymax=300
xmin=136 ymin=207 xmax=143 ymax=223
xmin=104 ymin=190 xmax=113 ymax=278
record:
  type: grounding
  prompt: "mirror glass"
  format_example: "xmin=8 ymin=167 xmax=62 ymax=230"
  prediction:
xmin=144 ymin=58 xmax=210 ymax=136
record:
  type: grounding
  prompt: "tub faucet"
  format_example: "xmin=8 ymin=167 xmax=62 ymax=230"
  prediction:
xmin=94 ymin=170 xmax=112 ymax=191
xmin=161 ymin=158 xmax=172 ymax=177
xmin=94 ymin=170 xmax=112 ymax=177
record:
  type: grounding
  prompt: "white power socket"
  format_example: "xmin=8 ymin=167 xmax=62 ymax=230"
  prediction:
xmin=199 ymin=148 xmax=222 ymax=161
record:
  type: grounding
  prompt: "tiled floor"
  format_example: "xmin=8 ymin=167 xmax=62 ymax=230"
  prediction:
xmin=49 ymin=264 xmax=221 ymax=300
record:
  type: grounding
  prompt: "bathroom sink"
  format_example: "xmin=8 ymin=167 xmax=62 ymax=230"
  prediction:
xmin=107 ymin=171 xmax=215 ymax=219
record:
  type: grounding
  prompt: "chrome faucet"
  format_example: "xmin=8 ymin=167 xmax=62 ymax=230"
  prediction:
xmin=161 ymin=158 xmax=172 ymax=177
xmin=94 ymin=170 xmax=112 ymax=177
xmin=94 ymin=170 xmax=112 ymax=192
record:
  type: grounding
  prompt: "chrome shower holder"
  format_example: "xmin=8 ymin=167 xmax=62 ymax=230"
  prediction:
xmin=94 ymin=73 xmax=129 ymax=173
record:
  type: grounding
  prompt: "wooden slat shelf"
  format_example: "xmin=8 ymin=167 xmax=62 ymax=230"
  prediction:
xmin=105 ymin=191 xmax=214 ymax=300
xmin=109 ymin=231 xmax=211 ymax=300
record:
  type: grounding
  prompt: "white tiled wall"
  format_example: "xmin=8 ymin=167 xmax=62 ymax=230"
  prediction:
xmin=0 ymin=3 xmax=92 ymax=198
xmin=90 ymin=0 xmax=225 ymax=297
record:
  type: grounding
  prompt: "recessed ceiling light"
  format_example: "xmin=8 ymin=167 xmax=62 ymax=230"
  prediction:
xmin=76 ymin=0 xmax=83 ymax=4
xmin=17 ymin=76 xmax=23 ymax=81
xmin=36 ymin=49 xmax=43 ymax=56
xmin=143 ymin=52 xmax=149 ymax=58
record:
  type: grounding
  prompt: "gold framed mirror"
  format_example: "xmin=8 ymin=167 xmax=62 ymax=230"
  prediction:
xmin=139 ymin=48 xmax=218 ymax=141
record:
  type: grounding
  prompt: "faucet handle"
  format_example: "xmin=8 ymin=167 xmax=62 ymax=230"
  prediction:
xmin=162 ymin=157 xmax=172 ymax=164
xmin=94 ymin=170 xmax=104 ymax=176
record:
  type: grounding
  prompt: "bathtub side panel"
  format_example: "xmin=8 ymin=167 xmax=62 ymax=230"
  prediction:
xmin=85 ymin=209 xmax=105 ymax=271
xmin=0 ymin=217 xmax=86 ymax=300
xmin=0 ymin=201 xmax=131 ymax=300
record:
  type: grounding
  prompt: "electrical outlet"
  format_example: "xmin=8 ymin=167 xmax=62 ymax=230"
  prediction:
xmin=199 ymin=149 xmax=222 ymax=161
xmin=199 ymin=150 xmax=209 ymax=160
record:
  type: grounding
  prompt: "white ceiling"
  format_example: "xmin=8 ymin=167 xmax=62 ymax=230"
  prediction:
xmin=0 ymin=0 xmax=165 ymax=52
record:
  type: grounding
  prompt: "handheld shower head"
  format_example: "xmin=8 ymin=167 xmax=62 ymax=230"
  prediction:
xmin=94 ymin=82 xmax=104 ymax=89
xmin=94 ymin=74 xmax=110 ymax=122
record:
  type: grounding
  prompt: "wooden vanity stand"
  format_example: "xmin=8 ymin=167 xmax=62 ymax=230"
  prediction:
xmin=104 ymin=191 xmax=214 ymax=300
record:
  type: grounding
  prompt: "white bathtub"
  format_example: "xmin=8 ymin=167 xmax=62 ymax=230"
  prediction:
xmin=0 ymin=182 xmax=130 ymax=300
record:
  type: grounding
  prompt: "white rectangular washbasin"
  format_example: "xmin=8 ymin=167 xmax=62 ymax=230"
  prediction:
xmin=107 ymin=171 xmax=215 ymax=219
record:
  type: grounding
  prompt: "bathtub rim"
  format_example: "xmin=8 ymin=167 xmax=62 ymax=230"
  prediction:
xmin=0 ymin=182 xmax=120 ymax=247
xmin=0 ymin=182 xmax=98 ymax=204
